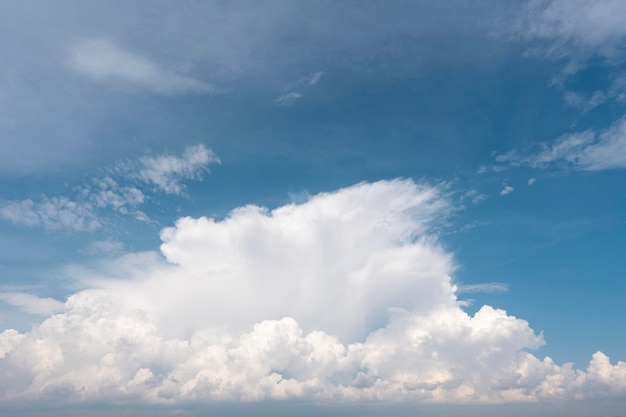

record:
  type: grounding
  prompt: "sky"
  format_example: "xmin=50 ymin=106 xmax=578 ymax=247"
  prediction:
xmin=1 ymin=1 xmax=626 ymax=416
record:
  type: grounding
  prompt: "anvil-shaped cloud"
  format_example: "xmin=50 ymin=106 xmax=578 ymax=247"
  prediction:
xmin=0 ymin=180 xmax=624 ymax=404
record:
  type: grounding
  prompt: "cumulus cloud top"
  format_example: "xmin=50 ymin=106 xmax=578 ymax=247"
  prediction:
xmin=1 ymin=180 xmax=625 ymax=405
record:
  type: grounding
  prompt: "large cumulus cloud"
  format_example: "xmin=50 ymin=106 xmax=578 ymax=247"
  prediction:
xmin=1 ymin=179 xmax=625 ymax=405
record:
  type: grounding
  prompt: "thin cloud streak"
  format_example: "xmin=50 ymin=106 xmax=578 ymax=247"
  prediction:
xmin=68 ymin=39 xmax=218 ymax=95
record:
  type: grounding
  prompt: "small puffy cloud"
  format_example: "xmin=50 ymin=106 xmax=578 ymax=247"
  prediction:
xmin=528 ymin=178 xmax=536 ymax=185
xmin=0 ymin=292 xmax=64 ymax=316
xmin=68 ymin=39 xmax=217 ymax=95
xmin=500 ymin=185 xmax=514 ymax=196
xmin=275 ymin=92 xmax=303 ymax=106
xmin=1 ymin=179 xmax=625 ymax=405
xmin=134 ymin=144 xmax=220 ymax=194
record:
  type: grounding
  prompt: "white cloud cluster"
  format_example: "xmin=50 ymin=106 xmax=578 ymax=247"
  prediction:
xmin=0 ymin=145 xmax=218 ymax=231
xmin=134 ymin=144 xmax=220 ymax=195
xmin=69 ymin=39 xmax=217 ymax=95
xmin=0 ymin=197 xmax=100 ymax=231
xmin=1 ymin=180 xmax=625 ymax=405
xmin=494 ymin=117 xmax=626 ymax=171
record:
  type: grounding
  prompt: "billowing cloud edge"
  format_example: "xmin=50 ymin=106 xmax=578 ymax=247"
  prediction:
xmin=1 ymin=179 xmax=625 ymax=405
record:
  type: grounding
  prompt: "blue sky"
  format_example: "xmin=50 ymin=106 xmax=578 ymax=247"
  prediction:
xmin=1 ymin=1 xmax=626 ymax=415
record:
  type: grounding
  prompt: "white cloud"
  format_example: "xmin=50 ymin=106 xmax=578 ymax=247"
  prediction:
xmin=308 ymin=71 xmax=323 ymax=86
xmin=458 ymin=283 xmax=509 ymax=294
xmin=462 ymin=189 xmax=486 ymax=204
xmin=0 ymin=199 xmax=40 ymax=227
xmin=1 ymin=179 xmax=625 ymax=405
xmin=0 ymin=197 xmax=100 ymax=231
xmin=69 ymin=39 xmax=217 ymax=95
xmin=517 ymin=0 xmax=626 ymax=58
xmin=134 ymin=144 xmax=220 ymax=194
xmin=563 ymin=90 xmax=607 ymax=112
xmin=528 ymin=178 xmax=536 ymax=185
xmin=275 ymin=71 xmax=323 ymax=106
xmin=496 ymin=117 xmax=626 ymax=171
xmin=0 ymin=292 xmax=65 ymax=316
xmin=275 ymin=92 xmax=303 ymax=106
xmin=500 ymin=186 xmax=514 ymax=196
xmin=0 ymin=145 xmax=218 ymax=231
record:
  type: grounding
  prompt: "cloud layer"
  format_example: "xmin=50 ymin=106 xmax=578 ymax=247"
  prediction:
xmin=1 ymin=180 xmax=625 ymax=405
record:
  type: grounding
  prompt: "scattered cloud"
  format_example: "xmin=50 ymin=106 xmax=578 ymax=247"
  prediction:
xmin=132 ymin=144 xmax=219 ymax=195
xmin=516 ymin=0 xmax=626 ymax=61
xmin=462 ymin=189 xmax=486 ymax=204
xmin=512 ymin=0 xmax=626 ymax=112
xmin=528 ymin=178 xmax=536 ymax=185
xmin=0 ymin=292 xmax=65 ymax=316
xmin=563 ymin=90 xmax=607 ymax=112
xmin=0 ymin=145 xmax=219 ymax=231
xmin=495 ymin=117 xmax=626 ymax=171
xmin=0 ymin=200 xmax=40 ymax=227
xmin=500 ymin=185 xmax=514 ymax=196
xmin=275 ymin=92 xmax=303 ymax=106
xmin=0 ymin=197 xmax=99 ymax=231
xmin=68 ymin=39 xmax=218 ymax=95
xmin=1 ymin=180 xmax=625 ymax=404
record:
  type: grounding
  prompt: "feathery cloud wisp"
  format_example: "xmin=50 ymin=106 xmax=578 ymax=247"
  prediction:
xmin=69 ymin=39 xmax=218 ymax=95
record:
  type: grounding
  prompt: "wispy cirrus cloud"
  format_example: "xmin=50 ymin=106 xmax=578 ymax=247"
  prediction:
xmin=458 ymin=282 xmax=509 ymax=294
xmin=500 ymin=185 xmax=514 ymax=196
xmin=274 ymin=71 xmax=324 ymax=106
xmin=516 ymin=0 xmax=626 ymax=58
xmin=492 ymin=117 xmax=626 ymax=172
xmin=274 ymin=92 xmax=303 ymax=106
xmin=68 ymin=39 xmax=218 ymax=95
